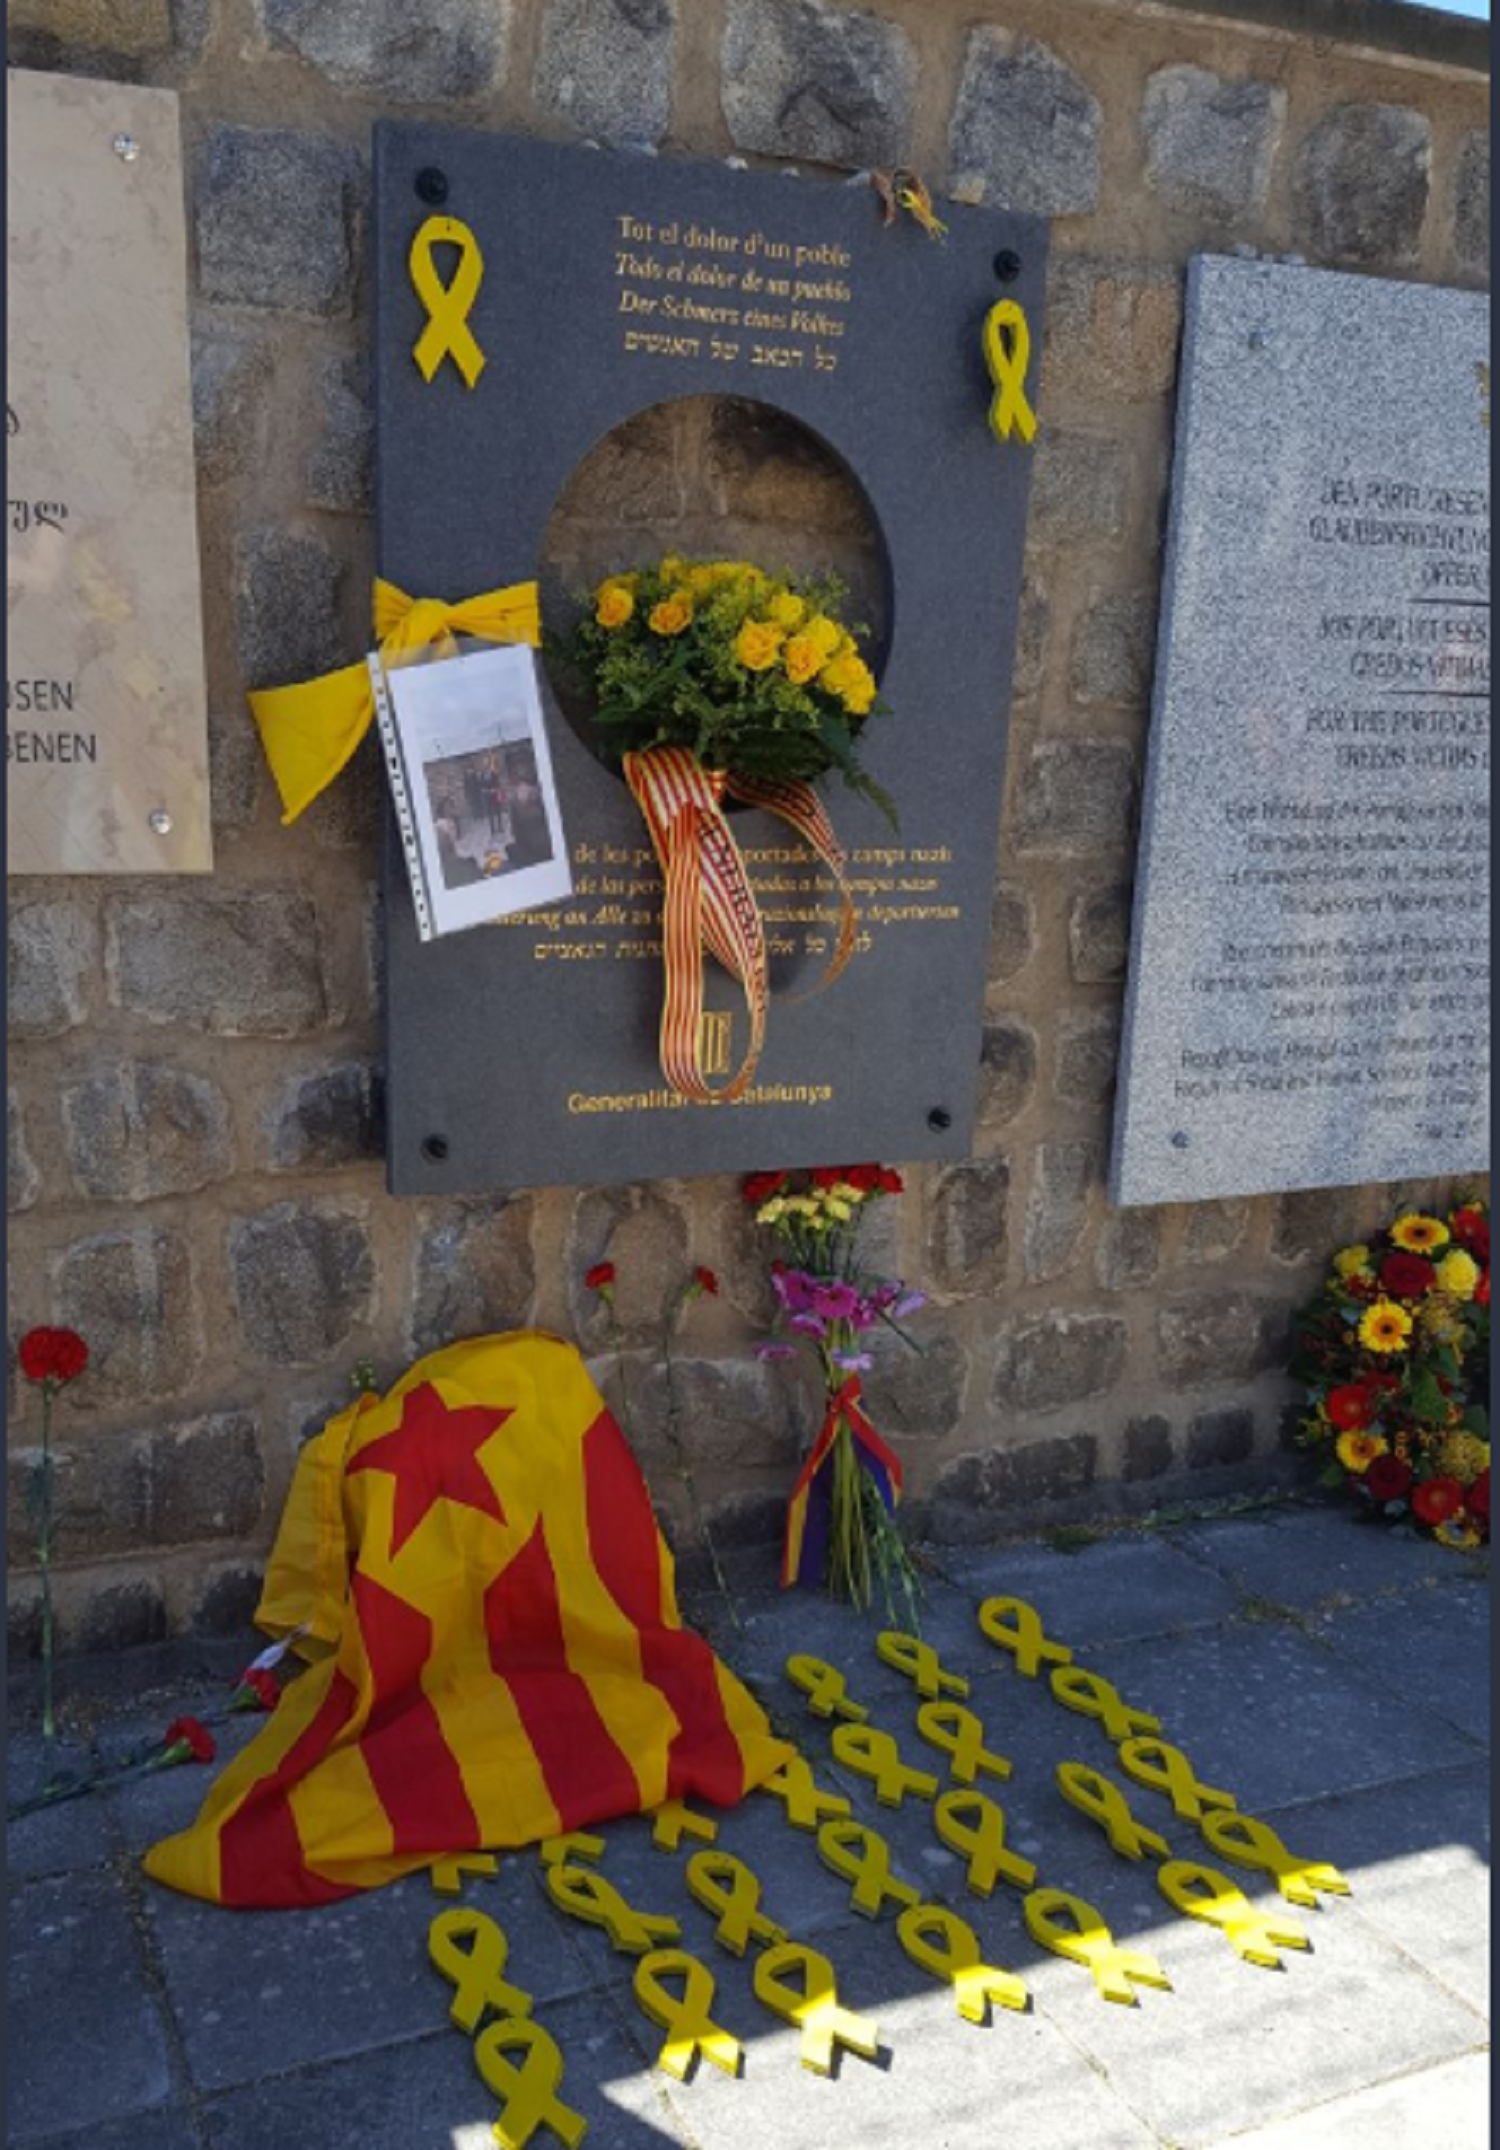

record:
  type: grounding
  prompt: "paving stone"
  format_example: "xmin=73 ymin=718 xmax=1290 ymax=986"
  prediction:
xmin=196 ymin=127 xmax=361 ymax=316
xmin=1200 ymin=2048 xmax=1487 ymax=2150
xmin=948 ymin=29 xmax=1101 ymax=216
xmin=102 ymin=1710 xmax=269 ymax=1856
xmin=44 ymin=2110 xmax=200 ymax=2150
xmin=8 ymin=1871 xmax=174 ymax=2141
xmin=721 ymin=0 xmax=917 ymax=170
xmin=265 ymin=0 xmax=505 ymax=101
xmin=1168 ymin=1508 xmax=1461 ymax=1611
xmin=536 ymin=0 xmax=675 ymax=148
xmin=1141 ymin=65 xmax=1285 ymax=218
xmin=939 ymin=1534 xmax=1240 ymax=1653
xmin=1315 ymin=1580 xmax=1489 ymax=1747
xmin=6 ymin=1731 xmax=112 ymax=1882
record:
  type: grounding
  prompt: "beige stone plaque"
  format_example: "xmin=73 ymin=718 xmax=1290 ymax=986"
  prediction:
xmin=7 ymin=69 xmax=211 ymax=875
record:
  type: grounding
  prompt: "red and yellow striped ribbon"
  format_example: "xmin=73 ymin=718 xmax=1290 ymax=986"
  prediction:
xmin=725 ymin=771 xmax=858 ymax=1003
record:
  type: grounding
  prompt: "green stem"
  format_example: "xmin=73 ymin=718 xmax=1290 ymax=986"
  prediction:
xmin=37 ymin=1382 xmax=55 ymax=1753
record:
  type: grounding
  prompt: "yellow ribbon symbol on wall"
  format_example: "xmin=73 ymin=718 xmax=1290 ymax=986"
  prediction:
xmin=411 ymin=214 xmax=487 ymax=388
xmin=983 ymin=298 xmax=1037 ymax=443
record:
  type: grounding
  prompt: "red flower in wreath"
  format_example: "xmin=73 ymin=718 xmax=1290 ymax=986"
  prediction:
xmin=1412 ymin=1476 xmax=1465 ymax=1527
xmin=18 ymin=1327 xmax=89 ymax=1387
xmin=1476 ymin=1271 xmax=1490 ymax=1309
xmin=1452 ymin=1207 xmax=1490 ymax=1262
xmin=1364 ymin=1453 xmax=1413 ymax=1502
xmin=1379 ymin=1251 xmax=1437 ymax=1299
xmin=875 ymin=1167 xmax=905 ymax=1195
xmin=1467 ymin=1469 xmax=1490 ymax=1523
xmin=1326 ymin=1383 xmax=1377 ymax=1431
xmin=743 ymin=1171 xmax=788 ymax=1206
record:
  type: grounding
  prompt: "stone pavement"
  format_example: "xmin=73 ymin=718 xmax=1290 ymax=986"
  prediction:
xmin=8 ymin=1501 xmax=1489 ymax=2150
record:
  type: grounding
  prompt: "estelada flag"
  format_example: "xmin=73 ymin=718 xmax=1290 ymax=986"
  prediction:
xmin=145 ymin=1332 xmax=793 ymax=1907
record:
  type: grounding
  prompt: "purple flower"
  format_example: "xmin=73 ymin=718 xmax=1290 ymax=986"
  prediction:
xmin=789 ymin=1312 xmax=828 ymax=1338
xmin=812 ymin=1281 xmax=861 ymax=1323
xmin=893 ymin=1291 xmax=928 ymax=1320
xmin=754 ymin=1341 xmax=797 ymax=1362
xmin=772 ymin=1268 xmax=818 ymax=1313
xmin=831 ymin=1351 xmax=874 ymax=1372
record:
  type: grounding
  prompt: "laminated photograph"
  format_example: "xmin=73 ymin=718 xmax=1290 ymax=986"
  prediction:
xmin=369 ymin=640 xmax=572 ymax=941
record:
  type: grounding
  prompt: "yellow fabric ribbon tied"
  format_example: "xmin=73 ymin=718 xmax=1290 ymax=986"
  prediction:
xmin=246 ymin=577 xmax=541 ymax=824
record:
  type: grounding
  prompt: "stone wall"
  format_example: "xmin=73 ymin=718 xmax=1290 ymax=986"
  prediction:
xmin=7 ymin=0 xmax=1489 ymax=1653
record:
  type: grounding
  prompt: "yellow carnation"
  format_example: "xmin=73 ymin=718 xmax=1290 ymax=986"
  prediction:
xmin=1435 ymin=1430 xmax=1490 ymax=1486
xmin=824 ymin=1198 xmax=853 ymax=1222
xmin=734 ymin=619 xmax=785 ymax=671
xmin=1336 ymin=1429 xmax=1388 ymax=1473
xmin=1437 ymin=1248 xmax=1480 ymax=1299
xmin=756 ymin=1197 xmax=787 ymax=1224
xmin=769 ymin=591 xmax=806 ymax=630
xmin=783 ymin=634 xmax=825 ymax=686
xmin=1391 ymin=1212 xmax=1450 ymax=1253
xmin=595 ymin=582 xmax=635 ymax=628
xmin=648 ymin=595 xmax=693 ymax=636
xmin=659 ymin=553 xmax=688 ymax=583
xmin=803 ymin=615 xmax=842 ymax=656
xmin=1358 ymin=1299 xmax=1413 ymax=1353
xmin=1333 ymin=1245 xmax=1373 ymax=1280
xmin=687 ymin=565 xmax=720 ymax=598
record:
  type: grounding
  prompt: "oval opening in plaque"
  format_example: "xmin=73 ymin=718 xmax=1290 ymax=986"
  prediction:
xmin=537 ymin=395 xmax=893 ymax=796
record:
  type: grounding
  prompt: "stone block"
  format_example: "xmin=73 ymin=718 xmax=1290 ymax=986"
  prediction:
xmin=1272 ymin=1185 xmax=1361 ymax=1264
xmin=1023 ymin=1138 xmax=1099 ymax=1282
xmin=70 ymin=1576 xmax=170 ymax=1654
xmin=1096 ymin=1208 xmax=1160 ymax=1291
xmin=1070 ymin=589 xmax=1157 ymax=707
xmin=63 ymin=1061 xmax=233 ymax=1203
xmin=228 ymin=1204 xmax=375 ymax=1365
xmin=568 ymin=1182 xmax=690 ymax=1343
xmin=706 ymin=398 xmax=869 ymax=534
xmin=8 ymin=901 xmax=96 ymax=1040
xmin=1454 ymin=129 xmax=1489 ymax=273
xmin=195 ymin=127 xmax=361 ymax=316
xmin=928 ymin=1156 xmax=1010 ymax=1296
xmin=626 ymin=1352 xmax=800 ymax=1478
xmin=55 ymin=1228 xmax=200 ymax=1408
xmin=8 ymin=0 xmax=174 ymax=58
xmin=1041 ymin=257 xmax=1184 ymax=405
xmin=1012 ymin=741 xmax=1136 ymax=856
xmin=948 ymin=29 xmax=1100 ymax=215
xmin=1141 ymin=65 xmax=1285 ymax=218
xmin=865 ymin=1328 xmax=967 ymax=1442
xmin=264 ymin=0 xmax=506 ymax=102
xmin=306 ymin=356 xmax=372 ymax=515
xmin=994 ymin=1311 xmax=1128 ymax=1413
xmin=1028 ymin=427 xmax=1128 ymax=542
xmin=191 ymin=1563 xmax=265 ymax=1637
xmin=988 ymin=881 xmax=1034 ymax=984
xmin=152 ymin=1410 xmax=265 ymax=1544
xmin=721 ymin=0 xmax=916 ymax=169
xmin=976 ymin=1017 xmax=1037 ymax=1128
xmin=1182 ymin=1197 xmax=1251 ymax=1263
xmin=1054 ymin=1008 xmax=1120 ymax=1107
xmin=408 ymin=1196 xmax=536 ymax=1355
xmin=556 ymin=400 xmax=686 ymax=531
xmin=9 ymin=1092 xmax=39 ymax=1214
xmin=1010 ymin=574 xmax=1051 ymax=700
xmin=1157 ymin=1290 xmax=1285 ymax=1387
xmin=536 ymin=0 xmax=674 ymax=147
xmin=1124 ymin=1411 xmax=1173 ymax=1480
xmin=207 ymin=706 xmax=265 ymax=834
xmin=106 ymin=889 xmax=327 ymax=1037
xmin=1297 ymin=103 xmax=1431 ymax=266
xmin=191 ymin=323 xmax=272 ymax=489
xmin=1068 ymin=881 xmax=1132 ymax=983
xmin=265 ymin=1059 xmax=384 ymax=1172
xmin=234 ymin=526 xmax=347 ymax=695
xmin=1187 ymin=1403 xmax=1256 ymax=1468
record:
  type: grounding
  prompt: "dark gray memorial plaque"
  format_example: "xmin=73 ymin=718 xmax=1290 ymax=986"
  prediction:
xmin=1111 ymin=256 xmax=1490 ymax=1206
xmin=374 ymin=127 xmax=1046 ymax=1195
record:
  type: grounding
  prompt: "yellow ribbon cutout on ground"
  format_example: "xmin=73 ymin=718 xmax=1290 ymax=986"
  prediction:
xmin=685 ymin=1849 xmax=787 ymax=1955
xmin=410 ymin=214 xmax=487 ymax=387
xmin=1199 ymin=1811 xmax=1351 ymax=1908
xmin=473 ymin=2018 xmax=588 ymax=2150
xmin=1024 ymin=1886 xmax=1173 ymax=2006
xmin=1050 ymin=1665 xmax=1163 ymax=1744
xmin=430 ymin=1852 xmax=500 ymax=1897
xmin=1157 ymin=1859 xmax=1311 ymax=1969
xmin=876 ymin=1629 xmax=970 ymax=1701
xmin=544 ymin=1862 xmax=682 ymax=1954
xmin=983 ymin=298 xmax=1038 ymax=443
xmin=539 ymin=1831 xmax=606 ymax=1868
xmin=760 ymin=1754 xmax=852 ymax=1833
xmin=977 ymin=1595 xmax=1073 ymax=1678
xmin=650 ymin=1800 xmax=718 ymax=1853
xmin=1117 ymin=1736 xmax=1238 ymax=1824
xmin=831 ymin=1724 xmax=940 ymax=1809
xmin=896 ymin=1903 xmax=1029 ymax=2023
xmin=1056 ymin=1763 xmax=1172 ymax=1863
xmin=633 ymin=1949 xmax=743 ymax=2079
xmin=247 ymin=576 xmax=541 ymax=824
xmin=916 ymin=1700 xmax=1012 ymax=1786
xmin=934 ymin=1788 xmax=1037 ymax=1898
xmin=429 ymin=1908 xmax=533 ymax=2034
xmin=753 ymin=1942 xmax=882 ymax=2075
xmin=817 ymin=1817 xmax=921 ymax=1919
xmin=786 ymin=1653 xmax=869 ymax=1722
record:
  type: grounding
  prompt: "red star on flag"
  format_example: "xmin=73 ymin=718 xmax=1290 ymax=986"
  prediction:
xmin=346 ymin=1382 xmax=511 ymax=1559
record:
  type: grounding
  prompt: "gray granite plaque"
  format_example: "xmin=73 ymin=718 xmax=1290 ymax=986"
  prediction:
xmin=1112 ymin=256 xmax=1489 ymax=1206
xmin=373 ymin=127 xmax=1046 ymax=1195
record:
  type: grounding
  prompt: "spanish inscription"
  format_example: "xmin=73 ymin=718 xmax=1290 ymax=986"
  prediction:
xmin=1111 ymin=257 xmax=1489 ymax=1204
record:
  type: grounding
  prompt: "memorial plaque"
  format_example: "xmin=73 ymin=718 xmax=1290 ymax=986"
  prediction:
xmin=7 ymin=70 xmax=210 ymax=876
xmin=1111 ymin=256 xmax=1489 ymax=1206
xmin=374 ymin=127 xmax=1046 ymax=1194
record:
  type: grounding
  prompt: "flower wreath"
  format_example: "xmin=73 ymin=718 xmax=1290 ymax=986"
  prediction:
xmin=1291 ymin=1199 xmax=1490 ymax=1548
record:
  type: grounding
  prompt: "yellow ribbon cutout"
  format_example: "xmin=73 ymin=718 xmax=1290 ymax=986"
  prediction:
xmin=1200 ymin=1811 xmax=1351 ymax=1908
xmin=876 ymin=1629 xmax=970 ymax=1701
xmin=1117 ymin=1736 xmax=1238 ymax=1824
xmin=1157 ymin=1859 xmax=1311 ymax=1969
xmin=1024 ymin=1886 xmax=1173 ymax=2006
xmin=916 ymin=1700 xmax=1013 ymax=1786
xmin=430 ymin=1852 xmax=499 ymax=1897
xmin=786 ymin=1653 xmax=869 ymax=1723
xmin=1050 ymin=1665 xmax=1163 ymax=1745
xmin=650 ymin=1800 xmax=719 ymax=1853
xmin=429 ymin=1908 xmax=533 ymax=2034
xmin=473 ymin=2018 xmax=587 ymax=2150
xmin=543 ymin=1862 xmax=682 ymax=1954
xmin=410 ymin=213 xmax=487 ymax=387
xmin=983 ymin=298 xmax=1038 ymax=443
xmin=752 ymin=1942 xmax=882 ymax=2075
xmin=633 ymin=1949 xmax=743 ymax=2079
xmin=831 ymin=1723 xmax=940 ymax=1809
xmin=685 ymin=1849 xmax=787 ymax=1955
xmin=817 ymin=1817 xmax=921 ymax=1920
xmin=247 ymin=576 xmax=541 ymax=825
xmin=538 ymin=1830 xmax=606 ymax=1868
xmin=760 ymin=1753 xmax=852 ymax=1833
xmin=934 ymin=1788 xmax=1037 ymax=1898
xmin=896 ymin=1903 xmax=1028 ymax=2023
xmin=1056 ymin=1762 xmax=1173 ymax=1863
xmin=977 ymin=1595 xmax=1073 ymax=1678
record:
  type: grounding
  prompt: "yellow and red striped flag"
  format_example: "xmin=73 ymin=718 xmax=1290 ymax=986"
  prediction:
xmin=144 ymin=1333 xmax=793 ymax=1907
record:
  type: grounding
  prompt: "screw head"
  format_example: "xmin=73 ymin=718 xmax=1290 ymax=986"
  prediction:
xmin=993 ymin=248 xmax=1022 ymax=283
xmin=421 ymin=1134 xmax=450 ymax=1163
xmin=928 ymin=1107 xmax=953 ymax=1132
xmin=415 ymin=166 xmax=449 ymax=206
xmin=147 ymin=807 xmax=172 ymax=835
xmin=1170 ymin=1131 xmax=1191 ymax=1151
xmin=1248 ymin=327 xmax=1270 ymax=351
xmin=113 ymin=133 xmax=140 ymax=163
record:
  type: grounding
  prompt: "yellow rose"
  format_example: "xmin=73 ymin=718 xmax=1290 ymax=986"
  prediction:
xmin=1437 ymin=1248 xmax=1480 ymax=1299
xmin=1333 ymin=1245 xmax=1372 ymax=1280
xmin=824 ymin=654 xmax=876 ymax=715
xmin=687 ymin=565 xmax=719 ymax=598
xmin=649 ymin=596 xmax=693 ymax=636
xmin=804 ymin=615 xmax=841 ymax=656
xmin=769 ymin=592 xmax=806 ymax=630
xmin=659 ymin=553 xmax=688 ymax=583
xmin=595 ymin=583 xmax=635 ymax=629
xmin=734 ymin=619 xmax=785 ymax=671
xmin=783 ymin=634 xmax=825 ymax=686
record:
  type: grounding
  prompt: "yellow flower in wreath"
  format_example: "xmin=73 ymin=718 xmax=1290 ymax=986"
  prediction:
xmin=1336 ymin=1429 xmax=1389 ymax=1473
xmin=649 ymin=595 xmax=694 ymax=636
xmin=769 ymin=591 xmax=807 ymax=631
xmin=783 ymin=634 xmax=826 ymax=686
xmin=1332 ymin=1245 xmax=1373 ymax=1281
xmin=1358 ymin=1299 xmax=1413 ymax=1354
xmin=1391 ymin=1212 xmax=1450 ymax=1253
xmin=803 ymin=615 xmax=842 ymax=657
xmin=1437 ymin=1248 xmax=1480 ymax=1299
xmin=595 ymin=581 xmax=635 ymax=628
xmin=823 ymin=654 xmax=877 ymax=715
xmin=1436 ymin=1430 xmax=1490 ymax=1486
xmin=735 ymin=619 xmax=786 ymax=672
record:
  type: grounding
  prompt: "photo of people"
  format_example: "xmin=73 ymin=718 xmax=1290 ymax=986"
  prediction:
xmin=424 ymin=737 xmax=554 ymax=891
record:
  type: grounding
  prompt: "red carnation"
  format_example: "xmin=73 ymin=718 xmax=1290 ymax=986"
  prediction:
xmin=18 ymin=1327 xmax=89 ymax=1387
xmin=1364 ymin=1453 xmax=1413 ymax=1502
xmin=164 ymin=1716 xmax=216 ymax=1764
xmin=583 ymin=1261 xmax=616 ymax=1292
xmin=1326 ymin=1383 xmax=1377 ymax=1431
xmin=1476 ymin=1272 xmax=1490 ymax=1308
xmin=1412 ymin=1476 xmax=1464 ymax=1527
xmin=841 ymin=1165 xmax=882 ymax=1193
xmin=1467 ymin=1469 xmax=1489 ymax=1522
xmin=233 ymin=1666 xmax=280 ymax=1713
xmin=743 ymin=1171 xmax=788 ymax=1206
xmin=1452 ymin=1207 xmax=1490 ymax=1261
xmin=875 ymin=1168 xmax=904 ymax=1195
xmin=812 ymin=1167 xmax=843 ymax=1189
xmin=1379 ymin=1251 xmax=1437 ymax=1299
xmin=693 ymin=1266 xmax=720 ymax=1296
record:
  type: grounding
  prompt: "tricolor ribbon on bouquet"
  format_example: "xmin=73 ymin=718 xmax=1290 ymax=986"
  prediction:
xmin=246 ymin=577 xmax=542 ymax=824
xmin=782 ymin=1376 xmax=904 ymax=1589
xmin=622 ymin=747 xmax=858 ymax=1105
